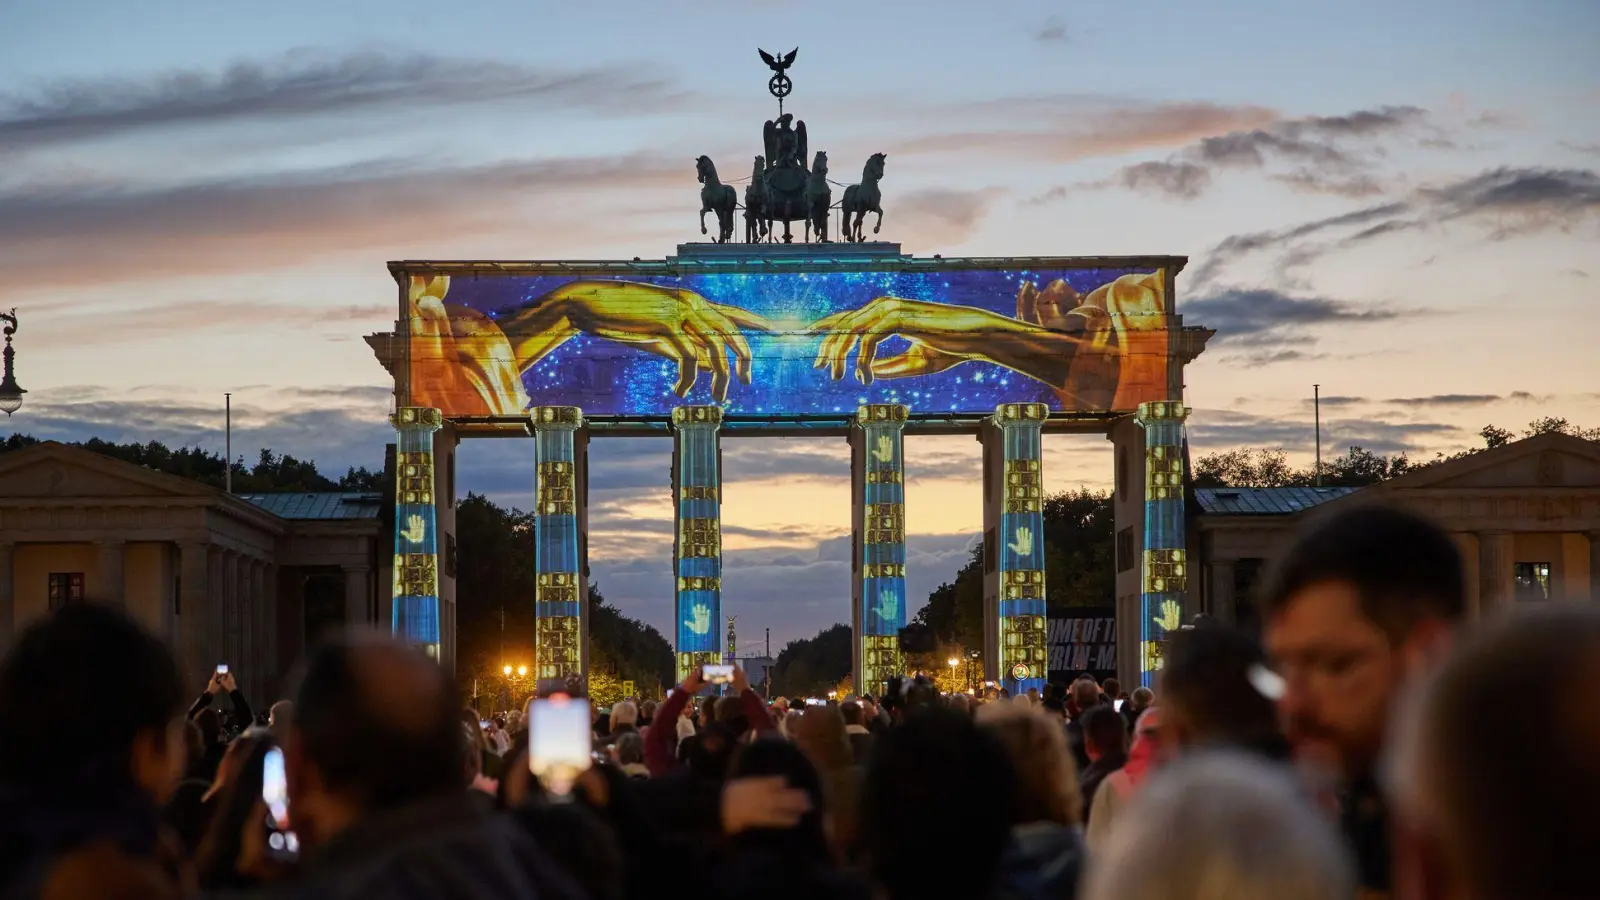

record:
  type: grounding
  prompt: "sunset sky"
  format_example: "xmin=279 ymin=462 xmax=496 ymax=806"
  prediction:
xmin=4 ymin=0 xmax=1597 ymax=651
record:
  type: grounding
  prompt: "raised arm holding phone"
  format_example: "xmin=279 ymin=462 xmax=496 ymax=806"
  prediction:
xmin=643 ymin=664 xmax=775 ymax=777
xmin=187 ymin=667 xmax=255 ymax=735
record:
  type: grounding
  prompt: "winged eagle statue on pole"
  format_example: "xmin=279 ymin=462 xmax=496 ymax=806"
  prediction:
xmin=695 ymin=46 xmax=887 ymax=244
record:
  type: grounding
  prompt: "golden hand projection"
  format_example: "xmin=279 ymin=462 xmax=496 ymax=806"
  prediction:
xmin=870 ymin=434 xmax=896 ymax=464
xmin=1154 ymin=599 xmax=1184 ymax=632
xmin=409 ymin=276 xmax=776 ymax=414
xmin=1007 ymin=526 xmax=1034 ymax=558
xmin=806 ymin=272 xmax=1168 ymax=410
xmin=399 ymin=514 xmax=427 ymax=544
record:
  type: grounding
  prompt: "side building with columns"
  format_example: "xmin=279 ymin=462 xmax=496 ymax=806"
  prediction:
xmin=0 ymin=441 xmax=391 ymax=709
xmin=1190 ymin=431 xmax=1600 ymax=636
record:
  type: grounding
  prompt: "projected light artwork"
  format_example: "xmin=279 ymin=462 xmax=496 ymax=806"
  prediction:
xmin=853 ymin=403 xmax=908 ymax=695
xmin=673 ymin=405 xmax=725 ymax=683
xmin=531 ymin=406 xmax=585 ymax=685
xmin=404 ymin=267 xmax=1170 ymax=423
xmin=991 ymin=403 xmax=1048 ymax=697
xmin=1136 ymin=400 xmax=1190 ymax=688
xmin=383 ymin=252 xmax=1204 ymax=694
xmin=391 ymin=406 xmax=442 ymax=656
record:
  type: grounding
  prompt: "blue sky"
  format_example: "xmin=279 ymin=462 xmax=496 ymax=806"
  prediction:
xmin=2 ymin=0 xmax=1597 ymax=651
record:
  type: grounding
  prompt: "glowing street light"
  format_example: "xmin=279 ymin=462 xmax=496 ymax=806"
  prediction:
xmin=503 ymin=665 xmax=513 ymax=677
xmin=517 ymin=665 xmax=528 ymax=678
xmin=947 ymin=657 xmax=960 ymax=668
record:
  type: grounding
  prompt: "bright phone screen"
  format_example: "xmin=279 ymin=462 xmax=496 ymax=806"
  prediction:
xmin=527 ymin=696 xmax=592 ymax=796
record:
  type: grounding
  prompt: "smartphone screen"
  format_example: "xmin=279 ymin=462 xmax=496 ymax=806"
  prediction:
xmin=1113 ymin=699 xmax=1125 ymax=712
xmin=261 ymin=747 xmax=299 ymax=858
xmin=527 ymin=696 xmax=592 ymax=798
xmin=703 ymin=664 xmax=733 ymax=685
xmin=216 ymin=664 xmax=229 ymax=675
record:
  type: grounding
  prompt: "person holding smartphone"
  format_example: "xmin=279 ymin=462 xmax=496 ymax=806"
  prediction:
xmin=642 ymin=664 xmax=776 ymax=778
xmin=187 ymin=667 xmax=255 ymax=738
xmin=249 ymin=634 xmax=583 ymax=899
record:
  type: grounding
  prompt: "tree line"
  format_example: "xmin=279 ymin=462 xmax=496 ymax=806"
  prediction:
xmin=454 ymin=493 xmax=674 ymax=704
xmin=0 ymin=433 xmax=383 ymax=492
xmin=1193 ymin=417 xmax=1599 ymax=489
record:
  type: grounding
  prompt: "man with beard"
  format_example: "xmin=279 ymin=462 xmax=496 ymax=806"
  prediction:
xmin=1261 ymin=505 xmax=1464 ymax=900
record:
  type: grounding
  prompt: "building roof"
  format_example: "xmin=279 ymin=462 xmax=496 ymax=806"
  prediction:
xmin=240 ymin=492 xmax=385 ymax=520
xmin=1195 ymin=486 xmax=1360 ymax=516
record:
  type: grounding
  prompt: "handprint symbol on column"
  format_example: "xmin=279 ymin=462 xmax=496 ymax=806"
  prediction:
xmin=870 ymin=434 xmax=895 ymax=465
xmin=1008 ymin=526 xmax=1034 ymax=558
xmin=685 ymin=603 xmax=712 ymax=635
xmin=400 ymin=515 xmax=427 ymax=544
xmin=873 ymin=589 xmax=899 ymax=625
xmin=1154 ymin=599 xmax=1183 ymax=632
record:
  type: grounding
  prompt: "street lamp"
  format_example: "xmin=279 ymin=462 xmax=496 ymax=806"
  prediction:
xmin=503 ymin=664 xmax=513 ymax=677
xmin=517 ymin=665 xmax=528 ymax=678
xmin=0 ymin=309 xmax=24 ymax=416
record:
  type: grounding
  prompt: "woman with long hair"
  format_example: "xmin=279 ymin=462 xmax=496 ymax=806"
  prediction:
xmin=192 ymin=729 xmax=275 ymax=891
xmin=975 ymin=702 xmax=1088 ymax=900
xmin=791 ymin=704 xmax=863 ymax=862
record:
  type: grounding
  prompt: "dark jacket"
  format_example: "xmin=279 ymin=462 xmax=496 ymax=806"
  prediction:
xmin=1078 ymin=754 xmax=1127 ymax=823
xmin=239 ymin=792 xmax=585 ymax=900
xmin=992 ymin=821 xmax=1085 ymax=900
xmin=0 ymin=779 xmax=189 ymax=900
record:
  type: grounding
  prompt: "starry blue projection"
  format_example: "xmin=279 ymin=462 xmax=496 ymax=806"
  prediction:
xmin=407 ymin=266 xmax=1170 ymax=419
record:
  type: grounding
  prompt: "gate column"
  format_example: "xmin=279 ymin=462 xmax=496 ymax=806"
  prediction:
xmin=1135 ymin=400 xmax=1190 ymax=687
xmin=851 ymin=404 xmax=908 ymax=697
xmin=672 ymin=406 xmax=724 ymax=684
xmin=981 ymin=403 xmax=1048 ymax=696
xmin=391 ymin=407 xmax=443 ymax=659
xmin=531 ymin=406 xmax=587 ymax=692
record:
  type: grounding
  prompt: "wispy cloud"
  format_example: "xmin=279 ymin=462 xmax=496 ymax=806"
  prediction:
xmin=898 ymin=100 xmax=1279 ymax=163
xmin=895 ymin=186 xmax=1005 ymax=248
xmin=1191 ymin=166 xmax=1600 ymax=288
xmin=0 ymin=155 xmax=689 ymax=287
xmin=1189 ymin=408 xmax=1462 ymax=456
xmin=1035 ymin=18 xmax=1069 ymax=43
xmin=0 ymin=50 xmax=691 ymax=156
xmin=31 ymin=299 xmax=392 ymax=345
xmin=1183 ymin=287 xmax=1404 ymax=347
xmin=1041 ymin=105 xmax=1427 ymax=203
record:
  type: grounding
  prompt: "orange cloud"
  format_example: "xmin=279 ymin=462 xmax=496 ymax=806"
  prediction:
xmin=895 ymin=101 xmax=1280 ymax=162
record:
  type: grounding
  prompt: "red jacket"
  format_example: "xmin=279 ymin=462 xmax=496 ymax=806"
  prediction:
xmin=643 ymin=688 xmax=774 ymax=777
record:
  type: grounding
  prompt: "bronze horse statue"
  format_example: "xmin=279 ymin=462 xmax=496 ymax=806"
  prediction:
xmin=696 ymin=155 xmax=737 ymax=244
xmin=743 ymin=156 xmax=770 ymax=243
xmin=841 ymin=153 xmax=886 ymax=242
xmin=804 ymin=151 xmax=831 ymax=243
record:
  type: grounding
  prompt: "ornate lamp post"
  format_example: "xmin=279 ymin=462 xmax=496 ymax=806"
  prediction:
xmin=0 ymin=309 xmax=25 ymax=416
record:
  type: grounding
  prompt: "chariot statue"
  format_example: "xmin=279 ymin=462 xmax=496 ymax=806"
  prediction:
xmin=694 ymin=47 xmax=888 ymax=244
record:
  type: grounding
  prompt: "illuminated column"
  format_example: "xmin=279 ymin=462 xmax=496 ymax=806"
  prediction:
xmin=1135 ymin=400 xmax=1190 ymax=687
xmin=672 ymin=406 xmax=723 ymax=684
xmin=851 ymin=404 xmax=908 ymax=696
xmin=531 ymin=406 xmax=585 ymax=690
xmin=391 ymin=407 xmax=443 ymax=658
xmin=990 ymin=402 xmax=1048 ymax=697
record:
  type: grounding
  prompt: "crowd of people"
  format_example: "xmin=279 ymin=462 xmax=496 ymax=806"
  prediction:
xmin=1 ymin=503 xmax=1596 ymax=899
